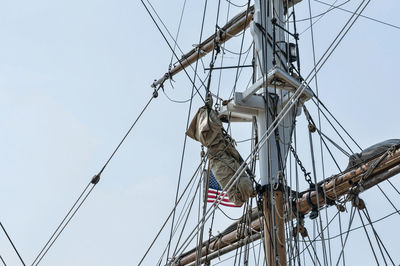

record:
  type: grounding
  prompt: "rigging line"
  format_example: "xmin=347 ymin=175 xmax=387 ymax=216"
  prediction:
xmin=230 ymin=0 xmax=252 ymax=98
xmin=0 ymin=223 xmax=25 ymax=266
xmin=171 ymin=160 xmax=252 ymax=258
xmin=217 ymin=206 xmax=242 ymax=220
xmin=304 ymin=2 xmax=335 ymax=251
xmin=164 ymin=72 xmax=211 ymax=104
xmin=215 ymin=1 xmax=231 ymax=106
xmin=38 ymin=91 xmax=159 ymax=264
xmin=145 ymin=0 xmax=208 ymax=91
xmin=171 ymin=168 xmax=203 ymax=259
xmin=363 ymin=207 xmax=396 ymax=266
xmin=0 ymin=255 xmax=6 ymax=266
xmin=162 ymin=88 xmax=194 ymax=104
xmin=225 ymin=0 xmax=248 ymax=8
xmin=311 ymin=97 xmax=362 ymax=151
xmin=99 ymin=92 xmax=159 ymax=176
xmin=293 ymin=0 xmax=371 ymax=173
xmin=309 ymin=100 xmax=356 ymax=155
xmin=376 ymin=184 xmax=400 ymax=217
xmin=315 ymin=0 xmax=400 ymax=30
xmin=303 ymin=107 xmax=343 ymax=171
xmin=221 ymin=43 xmax=253 ymax=56
xmin=212 ymin=240 xmax=263 ymax=265
xmin=305 ymin=0 xmax=371 ymax=88
xmin=169 ymin=0 xmax=188 ymax=66
xmin=315 ymin=127 xmax=351 ymax=157
xmin=33 ymin=185 xmax=95 ymax=266
xmin=156 ymin=168 xmax=202 ymax=266
xmin=176 ymin=0 xmax=371 ymax=247
xmin=360 ymin=210 xmax=389 ymax=266
xmin=304 ymin=0 xmax=329 ymax=246
xmin=307 ymin=127 xmax=329 ymax=265
xmin=387 ymin=179 xmax=400 ymax=196
xmin=226 ymin=0 xmax=252 ymax=133
xmin=357 ymin=209 xmax=380 ymax=265
xmin=173 ymin=4 xmax=371 ymax=250
xmin=303 ymin=235 xmax=322 ymax=266
xmin=236 ymin=137 xmax=255 ymax=143
xmin=172 ymin=167 xmax=204 ymax=238
xmin=335 ymin=207 xmax=356 ymax=266
xmin=296 ymin=0 xmax=350 ymax=22
xmin=140 ymin=0 xmax=206 ymax=103
xmin=204 ymin=0 xmax=223 ymax=97
xmin=337 ymin=210 xmax=344 ymax=266
xmin=196 ymin=163 xmax=211 ymax=266
xmin=138 ymin=157 xmax=206 ymax=265
xmin=166 ymin=0 xmax=210 ymax=262
xmin=290 ymin=210 xmax=340 ymax=262
xmin=304 ymin=209 xmax=400 ymax=242
xmin=299 ymin=0 xmax=347 ymax=36
xmin=30 ymin=182 xmax=92 ymax=266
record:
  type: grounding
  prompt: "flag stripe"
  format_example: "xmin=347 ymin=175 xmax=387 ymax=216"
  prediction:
xmin=207 ymin=172 xmax=240 ymax=208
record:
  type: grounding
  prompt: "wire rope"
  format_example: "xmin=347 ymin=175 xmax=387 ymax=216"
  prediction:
xmin=357 ymin=208 xmax=381 ymax=265
xmin=296 ymin=0 xmax=350 ymax=22
xmin=0 ymin=222 xmax=25 ymax=266
xmin=150 ymin=0 xmax=372 ymax=262
xmin=299 ymin=0 xmax=347 ymax=36
xmin=225 ymin=0 xmax=248 ymax=8
xmin=165 ymin=0 xmax=210 ymax=260
xmin=138 ymin=157 xmax=206 ymax=265
xmin=0 ymin=256 xmax=6 ymax=266
xmin=141 ymin=0 xmax=206 ymax=103
xmin=145 ymin=0 xmax=208 ymax=92
xmin=32 ymin=88 xmax=161 ymax=265
xmin=315 ymin=0 xmax=400 ymax=31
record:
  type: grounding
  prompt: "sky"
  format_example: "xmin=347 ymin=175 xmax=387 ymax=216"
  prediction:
xmin=0 ymin=0 xmax=400 ymax=265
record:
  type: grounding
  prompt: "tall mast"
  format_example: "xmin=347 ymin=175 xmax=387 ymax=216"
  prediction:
xmin=152 ymin=1 xmax=310 ymax=264
xmin=253 ymin=1 xmax=289 ymax=265
xmin=225 ymin=0 xmax=306 ymax=265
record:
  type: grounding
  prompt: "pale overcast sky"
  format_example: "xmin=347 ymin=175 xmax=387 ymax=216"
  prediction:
xmin=1 ymin=0 xmax=400 ymax=265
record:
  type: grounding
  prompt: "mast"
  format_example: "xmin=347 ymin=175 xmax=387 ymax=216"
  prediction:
xmin=237 ymin=0 xmax=304 ymax=265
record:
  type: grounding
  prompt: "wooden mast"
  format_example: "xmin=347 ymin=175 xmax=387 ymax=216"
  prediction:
xmin=263 ymin=189 xmax=286 ymax=266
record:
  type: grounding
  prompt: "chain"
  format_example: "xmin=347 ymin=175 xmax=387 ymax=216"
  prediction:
xmin=289 ymin=145 xmax=313 ymax=185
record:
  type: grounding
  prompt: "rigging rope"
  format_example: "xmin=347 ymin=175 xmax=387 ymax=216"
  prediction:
xmin=145 ymin=0 xmax=208 ymax=92
xmin=299 ymin=0 xmax=347 ymax=36
xmin=145 ymin=0 xmax=373 ymax=263
xmin=363 ymin=207 xmax=396 ymax=265
xmin=315 ymin=0 xmax=400 ymax=31
xmin=169 ymin=0 xmax=188 ymax=67
xmin=171 ymin=0 xmax=372 ymax=251
xmin=139 ymin=157 xmax=207 ymax=265
xmin=358 ymin=208 xmax=381 ymax=265
xmin=296 ymin=0 xmax=350 ymax=22
xmin=32 ymin=88 xmax=161 ymax=266
xmin=225 ymin=0 xmax=248 ymax=8
xmin=0 ymin=222 xmax=25 ymax=266
xmin=0 ymin=256 xmax=6 ymax=266
xmin=166 ymin=0 xmax=210 ymax=262
xmin=140 ymin=0 xmax=206 ymax=103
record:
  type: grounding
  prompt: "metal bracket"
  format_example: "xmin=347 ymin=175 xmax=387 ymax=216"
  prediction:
xmin=239 ymin=66 xmax=313 ymax=103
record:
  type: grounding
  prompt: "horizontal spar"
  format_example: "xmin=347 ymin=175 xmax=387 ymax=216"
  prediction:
xmin=173 ymin=146 xmax=400 ymax=265
xmin=152 ymin=5 xmax=254 ymax=88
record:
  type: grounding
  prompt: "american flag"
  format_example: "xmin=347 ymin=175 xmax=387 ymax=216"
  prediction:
xmin=207 ymin=171 xmax=240 ymax=207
